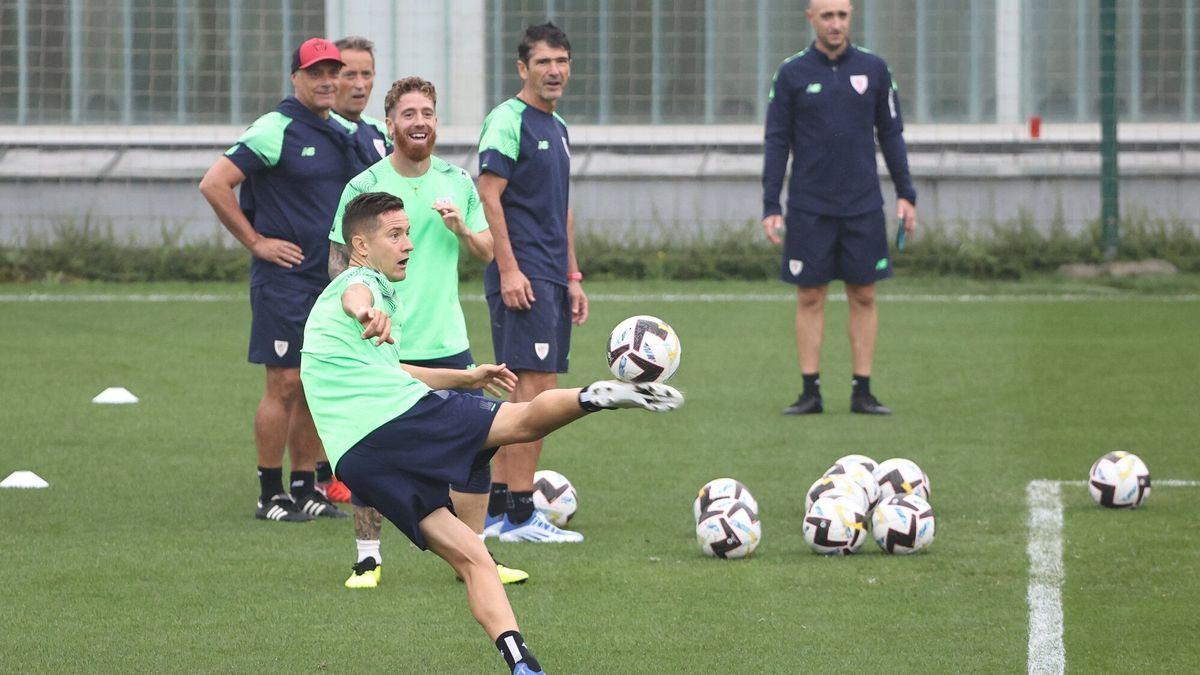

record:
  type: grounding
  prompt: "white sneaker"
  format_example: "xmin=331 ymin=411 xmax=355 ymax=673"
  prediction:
xmin=498 ymin=511 xmax=585 ymax=543
xmin=482 ymin=512 xmax=505 ymax=539
xmin=584 ymin=380 xmax=684 ymax=412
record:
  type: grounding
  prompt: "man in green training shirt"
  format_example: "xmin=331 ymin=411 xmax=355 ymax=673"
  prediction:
xmin=328 ymin=76 xmax=526 ymax=588
xmin=302 ymin=191 xmax=682 ymax=674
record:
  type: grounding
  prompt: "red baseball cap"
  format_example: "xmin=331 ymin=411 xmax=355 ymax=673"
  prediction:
xmin=291 ymin=38 xmax=345 ymax=72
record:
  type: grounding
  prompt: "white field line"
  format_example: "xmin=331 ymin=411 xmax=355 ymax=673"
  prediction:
xmin=1026 ymin=478 xmax=1200 ymax=675
xmin=2 ymin=292 xmax=1199 ymax=304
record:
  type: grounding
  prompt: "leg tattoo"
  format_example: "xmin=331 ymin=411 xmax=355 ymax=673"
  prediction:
xmin=353 ymin=505 xmax=383 ymax=540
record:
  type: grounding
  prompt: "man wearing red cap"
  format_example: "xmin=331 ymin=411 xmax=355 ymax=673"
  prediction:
xmin=199 ymin=38 xmax=375 ymax=523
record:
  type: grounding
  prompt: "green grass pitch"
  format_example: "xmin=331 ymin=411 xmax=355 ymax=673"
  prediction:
xmin=1 ymin=277 xmax=1198 ymax=672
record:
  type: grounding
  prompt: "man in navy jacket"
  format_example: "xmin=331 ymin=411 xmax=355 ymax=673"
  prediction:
xmin=762 ymin=0 xmax=917 ymax=416
xmin=199 ymin=38 xmax=373 ymax=522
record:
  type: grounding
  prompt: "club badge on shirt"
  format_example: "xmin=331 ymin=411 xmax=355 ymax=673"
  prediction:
xmin=851 ymin=75 xmax=869 ymax=95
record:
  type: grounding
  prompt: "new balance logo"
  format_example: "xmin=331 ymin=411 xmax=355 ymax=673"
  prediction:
xmin=537 ymin=140 xmax=550 ymax=150
xmin=301 ymin=146 xmax=316 ymax=157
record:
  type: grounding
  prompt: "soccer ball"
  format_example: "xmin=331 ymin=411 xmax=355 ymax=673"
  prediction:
xmin=805 ymin=474 xmax=869 ymax=513
xmin=606 ymin=315 xmax=681 ymax=383
xmin=696 ymin=497 xmax=761 ymax=559
xmin=829 ymin=454 xmax=878 ymax=473
xmin=803 ymin=495 xmax=868 ymax=555
xmin=874 ymin=458 xmax=931 ymax=501
xmin=823 ymin=461 xmax=882 ymax=511
xmin=872 ymin=493 xmax=936 ymax=554
xmin=532 ymin=470 xmax=578 ymax=527
xmin=1088 ymin=451 xmax=1151 ymax=508
xmin=693 ymin=478 xmax=759 ymax=524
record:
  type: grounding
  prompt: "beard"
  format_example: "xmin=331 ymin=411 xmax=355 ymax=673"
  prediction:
xmin=397 ymin=127 xmax=437 ymax=162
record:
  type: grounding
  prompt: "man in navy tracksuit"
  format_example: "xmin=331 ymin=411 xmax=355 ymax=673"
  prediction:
xmin=199 ymin=38 xmax=374 ymax=522
xmin=762 ymin=0 xmax=917 ymax=416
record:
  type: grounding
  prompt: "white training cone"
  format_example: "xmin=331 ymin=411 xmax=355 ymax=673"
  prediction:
xmin=92 ymin=387 xmax=139 ymax=404
xmin=1 ymin=471 xmax=49 ymax=488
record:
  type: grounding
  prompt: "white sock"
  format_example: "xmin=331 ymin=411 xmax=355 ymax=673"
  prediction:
xmin=356 ymin=539 xmax=381 ymax=564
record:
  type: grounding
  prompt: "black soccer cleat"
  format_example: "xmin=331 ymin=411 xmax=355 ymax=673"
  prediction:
xmin=295 ymin=490 xmax=349 ymax=518
xmin=255 ymin=494 xmax=316 ymax=522
xmin=782 ymin=392 xmax=823 ymax=415
xmin=851 ymin=392 xmax=892 ymax=415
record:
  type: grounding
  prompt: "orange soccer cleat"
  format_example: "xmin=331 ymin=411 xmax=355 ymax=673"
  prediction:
xmin=320 ymin=479 xmax=353 ymax=503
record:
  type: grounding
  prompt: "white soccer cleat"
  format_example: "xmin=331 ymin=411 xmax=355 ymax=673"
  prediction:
xmin=584 ymin=380 xmax=684 ymax=412
xmin=498 ymin=511 xmax=584 ymax=543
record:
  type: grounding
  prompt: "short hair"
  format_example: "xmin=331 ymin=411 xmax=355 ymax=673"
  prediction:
xmin=342 ymin=192 xmax=405 ymax=245
xmin=383 ymin=76 xmax=438 ymax=117
xmin=334 ymin=35 xmax=375 ymax=59
xmin=518 ymin=22 xmax=571 ymax=63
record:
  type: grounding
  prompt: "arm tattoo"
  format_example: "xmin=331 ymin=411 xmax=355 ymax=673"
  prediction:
xmin=328 ymin=242 xmax=350 ymax=279
xmin=353 ymin=504 xmax=383 ymax=540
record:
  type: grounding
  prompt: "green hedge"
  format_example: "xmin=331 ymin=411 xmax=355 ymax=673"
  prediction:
xmin=3 ymin=215 xmax=1198 ymax=283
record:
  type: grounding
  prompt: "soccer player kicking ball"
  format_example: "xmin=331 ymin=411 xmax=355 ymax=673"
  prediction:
xmin=300 ymin=191 xmax=682 ymax=674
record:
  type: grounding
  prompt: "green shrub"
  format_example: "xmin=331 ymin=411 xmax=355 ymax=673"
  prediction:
xmin=3 ymin=215 xmax=1198 ymax=283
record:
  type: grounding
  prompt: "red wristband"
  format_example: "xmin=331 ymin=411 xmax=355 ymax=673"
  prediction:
xmin=567 ymin=272 xmax=583 ymax=281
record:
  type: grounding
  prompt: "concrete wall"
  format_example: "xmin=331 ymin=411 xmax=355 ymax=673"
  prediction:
xmin=1 ymin=124 xmax=1198 ymax=246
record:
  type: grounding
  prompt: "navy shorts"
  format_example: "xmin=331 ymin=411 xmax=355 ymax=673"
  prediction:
xmin=247 ymin=283 xmax=321 ymax=368
xmin=780 ymin=209 xmax=893 ymax=287
xmin=348 ymin=350 xmax=492 ymax=505
xmin=487 ymin=279 xmax=571 ymax=373
xmin=335 ymin=390 xmax=502 ymax=550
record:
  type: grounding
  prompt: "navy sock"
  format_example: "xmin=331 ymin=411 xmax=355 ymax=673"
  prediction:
xmin=509 ymin=491 xmax=535 ymax=524
xmin=852 ymin=374 xmax=871 ymax=396
xmin=315 ymin=461 xmax=333 ymax=484
xmin=802 ymin=372 xmax=821 ymax=396
xmin=495 ymin=630 xmax=541 ymax=673
xmin=488 ymin=483 xmax=510 ymax=518
xmin=257 ymin=467 xmax=283 ymax=502
xmin=289 ymin=470 xmax=315 ymax=499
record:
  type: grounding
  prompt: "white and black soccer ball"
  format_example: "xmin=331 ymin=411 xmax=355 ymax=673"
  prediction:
xmin=823 ymin=461 xmax=882 ymax=511
xmin=606 ymin=315 xmax=682 ymax=383
xmin=696 ymin=497 xmax=761 ymax=559
xmin=829 ymin=454 xmax=878 ymax=474
xmin=874 ymin=458 xmax=931 ymax=501
xmin=693 ymin=477 xmax=759 ymax=524
xmin=1088 ymin=451 xmax=1151 ymax=508
xmin=803 ymin=495 xmax=868 ymax=555
xmin=805 ymin=474 xmax=869 ymax=513
xmin=532 ymin=470 xmax=578 ymax=527
xmin=872 ymin=493 xmax=936 ymax=554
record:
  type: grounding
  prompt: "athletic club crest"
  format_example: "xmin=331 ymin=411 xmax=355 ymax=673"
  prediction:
xmin=534 ymin=342 xmax=550 ymax=360
xmin=789 ymin=259 xmax=804 ymax=276
xmin=850 ymin=74 xmax=869 ymax=95
xmin=274 ymin=340 xmax=289 ymax=357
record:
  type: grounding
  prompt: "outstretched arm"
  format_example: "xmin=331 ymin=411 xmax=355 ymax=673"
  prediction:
xmin=400 ymin=363 xmax=517 ymax=398
xmin=341 ymin=283 xmax=394 ymax=346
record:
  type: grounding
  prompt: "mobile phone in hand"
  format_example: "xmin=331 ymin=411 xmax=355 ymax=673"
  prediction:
xmin=896 ymin=216 xmax=907 ymax=251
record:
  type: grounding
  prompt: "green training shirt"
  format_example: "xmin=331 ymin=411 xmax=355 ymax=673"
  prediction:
xmin=300 ymin=266 xmax=431 ymax=469
xmin=331 ymin=155 xmax=488 ymax=360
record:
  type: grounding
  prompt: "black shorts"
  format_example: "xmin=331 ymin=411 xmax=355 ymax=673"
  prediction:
xmin=487 ymin=279 xmax=571 ymax=373
xmin=348 ymin=350 xmax=491 ymax=505
xmin=335 ymin=390 xmax=501 ymax=550
xmin=247 ymin=283 xmax=320 ymax=368
xmin=780 ymin=209 xmax=893 ymax=287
